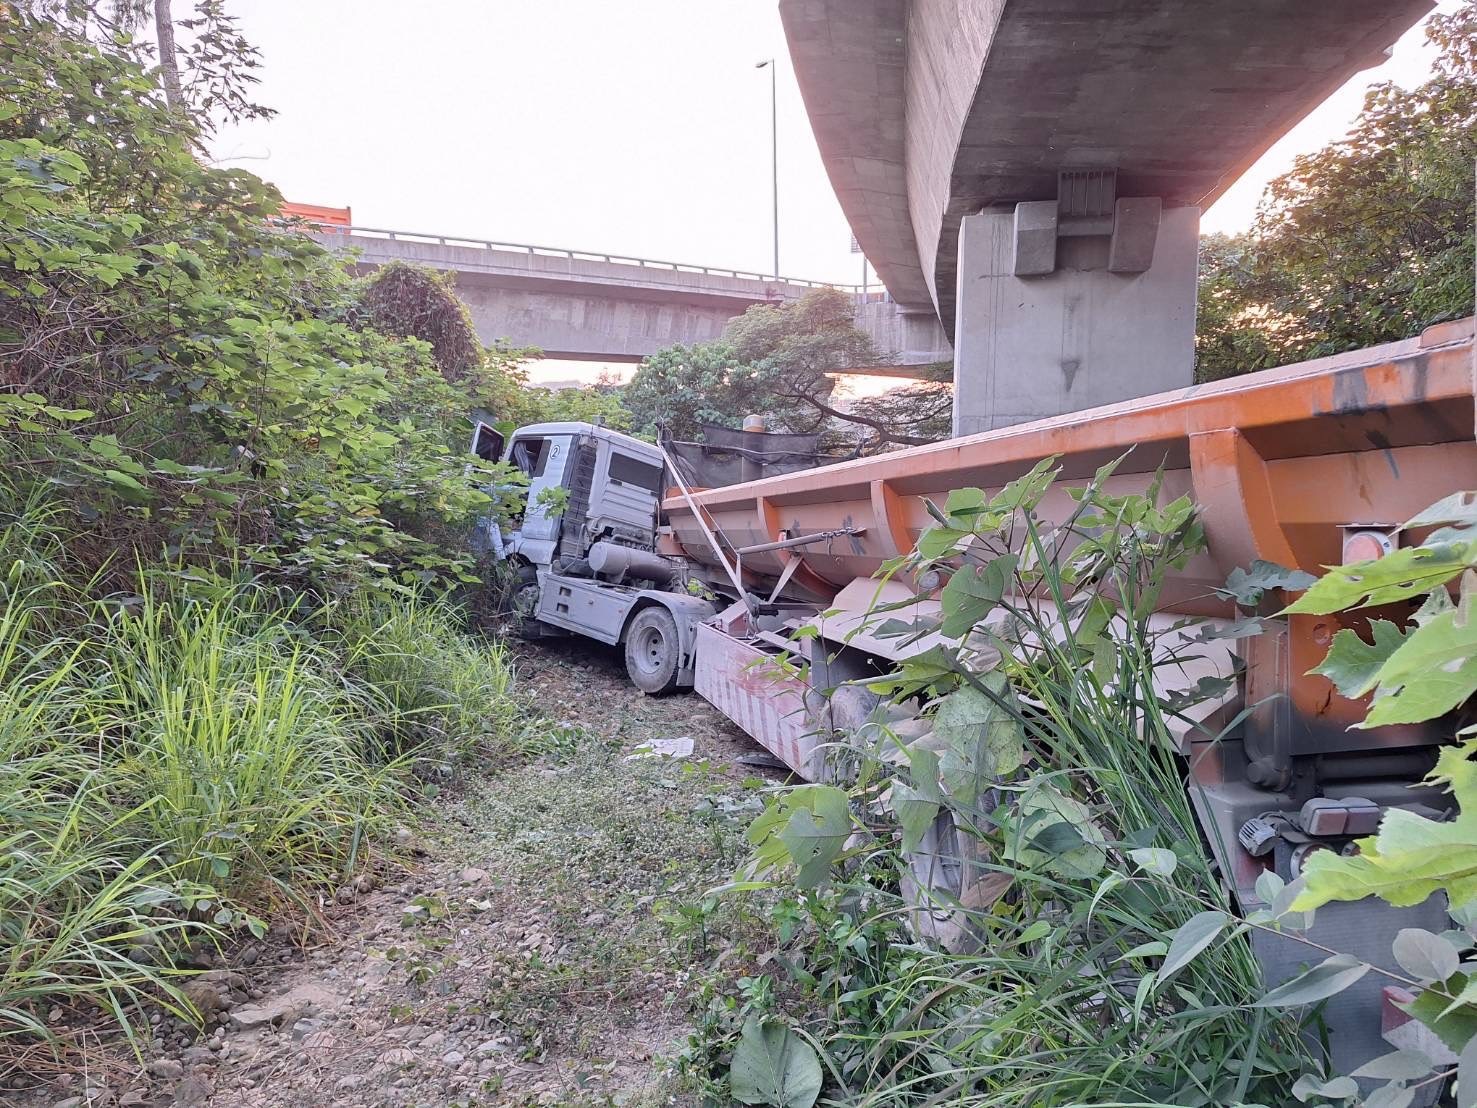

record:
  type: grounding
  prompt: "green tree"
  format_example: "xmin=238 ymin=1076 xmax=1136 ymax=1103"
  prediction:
xmin=623 ymin=287 xmax=951 ymax=453
xmin=1197 ymin=6 xmax=1477 ymax=380
xmin=0 ymin=8 xmax=515 ymax=589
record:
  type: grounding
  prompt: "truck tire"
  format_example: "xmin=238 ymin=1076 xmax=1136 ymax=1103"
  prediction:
xmin=899 ymin=809 xmax=1009 ymax=955
xmin=510 ymin=565 xmax=546 ymax=641
xmin=625 ymin=606 xmax=682 ymax=695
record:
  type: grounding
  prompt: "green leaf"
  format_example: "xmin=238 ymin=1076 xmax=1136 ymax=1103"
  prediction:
xmin=1291 ymin=1073 xmax=1358 ymax=1102
xmin=1157 ymin=910 xmax=1229 ymax=984
xmin=1351 ymin=1048 xmax=1433 ymax=1081
xmin=1293 ymin=739 xmax=1477 ymax=911
xmin=1409 ymin=491 xmax=1477 ymax=530
xmin=917 ymin=526 xmax=968 ymax=561
xmin=1364 ymin=1084 xmax=1416 ymax=1108
xmin=935 ymin=672 xmax=1024 ymax=804
xmin=729 ymin=1017 xmax=822 ymax=1108
xmin=1459 ymin=1030 xmax=1477 ymax=1108
xmin=1392 ymin=927 xmax=1461 ymax=983
xmin=1218 ymin=560 xmax=1318 ymax=607
xmin=1129 ymin=847 xmax=1178 ymax=877
xmin=1009 ymin=784 xmax=1106 ymax=880
xmin=102 ymin=468 xmax=149 ymax=496
xmin=1284 ymin=542 xmax=1474 ymax=614
xmin=1357 ymin=592 xmax=1477 ymax=728
xmin=889 ymin=782 xmax=939 ymax=855
xmin=1312 ymin=619 xmax=1408 ymax=699
xmin=1253 ymin=953 xmax=1368 ymax=1007
xmin=938 ymin=554 xmax=1016 ymax=638
xmin=775 ymin=786 xmax=852 ymax=888
xmin=1397 ymin=972 xmax=1477 ymax=1053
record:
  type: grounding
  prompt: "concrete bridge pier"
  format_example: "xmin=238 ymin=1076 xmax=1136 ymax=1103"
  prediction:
xmin=952 ymin=181 xmax=1199 ymax=436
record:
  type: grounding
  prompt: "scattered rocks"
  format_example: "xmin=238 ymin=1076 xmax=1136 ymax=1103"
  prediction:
xmin=171 ymin=1075 xmax=211 ymax=1106
xmin=290 ymin=1017 xmax=324 ymax=1042
xmin=227 ymin=981 xmax=339 ymax=1031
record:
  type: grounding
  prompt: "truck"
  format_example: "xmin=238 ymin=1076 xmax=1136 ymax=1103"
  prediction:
xmin=490 ymin=316 xmax=1477 ymax=1074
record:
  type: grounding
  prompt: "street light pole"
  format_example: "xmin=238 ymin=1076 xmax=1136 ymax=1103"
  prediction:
xmin=755 ymin=59 xmax=778 ymax=279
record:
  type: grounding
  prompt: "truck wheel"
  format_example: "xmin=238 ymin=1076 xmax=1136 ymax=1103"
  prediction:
xmin=510 ymin=565 xmax=545 ymax=641
xmin=625 ymin=606 xmax=681 ymax=695
xmin=899 ymin=810 xmax=1008 ymax=954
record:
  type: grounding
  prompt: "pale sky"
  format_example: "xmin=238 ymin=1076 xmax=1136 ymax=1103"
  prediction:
xmin=208 ymin=0 xmax=1458 ymax=384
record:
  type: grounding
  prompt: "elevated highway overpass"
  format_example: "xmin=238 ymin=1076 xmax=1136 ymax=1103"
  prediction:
xmin=780 ymin=0 xmax=1435 ymax=432
xmin=313 ymin=227 xmax=951 ymax=371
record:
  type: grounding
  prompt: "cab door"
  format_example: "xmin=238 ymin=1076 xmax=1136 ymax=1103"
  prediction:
xmin=508 ymin=434 xmax=572 ymax=544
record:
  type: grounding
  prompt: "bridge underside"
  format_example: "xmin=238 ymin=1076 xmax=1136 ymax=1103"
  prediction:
xmin=783 ymin=0 xmax=1434 ymax=329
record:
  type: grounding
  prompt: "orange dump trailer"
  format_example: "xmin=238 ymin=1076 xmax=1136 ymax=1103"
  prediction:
xmin=657 ymin=317 xmax=1475 ymax=1074
xmin=667 ymin=316 xmax=1475 ymax=768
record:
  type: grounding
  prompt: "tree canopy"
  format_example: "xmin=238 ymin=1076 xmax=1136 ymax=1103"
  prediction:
xmin=622 ymin=288 xmax=952 ymax=454
xmin=1196 ymin=5 xmax=1477 ymax=381
xmin=0 ymin=7 xmax=527 ymax=589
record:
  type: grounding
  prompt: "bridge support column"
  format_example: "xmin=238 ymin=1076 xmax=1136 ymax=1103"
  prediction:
xmin=951 ymin=202 xmax=1199 ymax=436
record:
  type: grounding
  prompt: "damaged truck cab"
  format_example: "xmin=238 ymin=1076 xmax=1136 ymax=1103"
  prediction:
xmin=495 ymin=421 xmax=715 ymax=694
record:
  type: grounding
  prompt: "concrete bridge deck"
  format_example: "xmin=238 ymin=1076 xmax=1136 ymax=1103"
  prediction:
xmin=314 ymin=226 xmax=952 ymax=370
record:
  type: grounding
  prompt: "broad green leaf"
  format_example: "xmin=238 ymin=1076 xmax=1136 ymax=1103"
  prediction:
xmin=889 ymin=782 xmax=939 ymax=855
xmin=1364 ymin=1084 xmax=1416 ymax=1108
xmin=1284 ymin=542 xmax=1475 ymax=614
xmin=988 ymin=457 xmax=1059 ymax=513
xmin=905 ymin=746 xmax=942 ymax=803
xmin=102 ymin=468 xmax=149 ymax=496
xmin=1218 ymin=560 xmax=1318 ymax=607
xmin=943 ymin=487 xmax=986 ymax=517
xmin=916 ymin=526 xmax=968 ymax=561
xmin=729 ymin=1017 xmax=822 ymax=1108
xmin=1291 ymin=1073 xmax=1358 ymax=1102
xmin=1129 ymin=847 xmax=1177 ymax=878
xmin=776 ymin=786 xmax=852 ymax=888
xmin=1392 ymin=927 xmax=1462 ymax=983
xmin=1357 ymin=592 xmax=1477 ymax=728
xmin=1253 ymin=953 xmax=1368 ymax=1007
xmin=1312 ymin=619 xmax=1408 ymax=699
xmin=1009 ymin=784 xmax=1106 ymax=880
xmin=935 ymin=672 xmax=1024 ymax=804
xmin=1410 ymin=491 xmax=1477 ymax=530
xmin=939 ymin=555 xmax=1016 ymax=639
xmin=1351 ymin=1048 xmax=1433 ymax=1081
xmin=1157 ymin=910 xmax=1229 ymax=984
xmin=1459 ymin=1030 xmax=1477 ymax=1108
xmin=1397 ymin=971 xmax=1477 ymax=1053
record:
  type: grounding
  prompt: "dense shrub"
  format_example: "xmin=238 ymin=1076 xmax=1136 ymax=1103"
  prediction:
xmin=0 ymin=9 xmax=522 ymax=593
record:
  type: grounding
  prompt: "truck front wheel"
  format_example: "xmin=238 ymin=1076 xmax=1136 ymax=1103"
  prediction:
xmin=511 ymin=565 xmax=546 ymax=641
xmin=625 ymin=606 xmax=681 ymax=695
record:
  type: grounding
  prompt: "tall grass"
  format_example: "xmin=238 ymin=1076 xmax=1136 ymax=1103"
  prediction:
xmin=322 ymin=590 xmax=521 ymax=763
xmin=97 ymin=583 xmax=402 ymax=901
xmin=0 ymin=491 xmax=524 ymax=1047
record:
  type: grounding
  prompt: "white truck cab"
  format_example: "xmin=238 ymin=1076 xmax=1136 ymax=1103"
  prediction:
xmin=490 ymin=421 xmax=716 ymax=695
xmin=500 ymin=422 xmax=667 ymax=571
